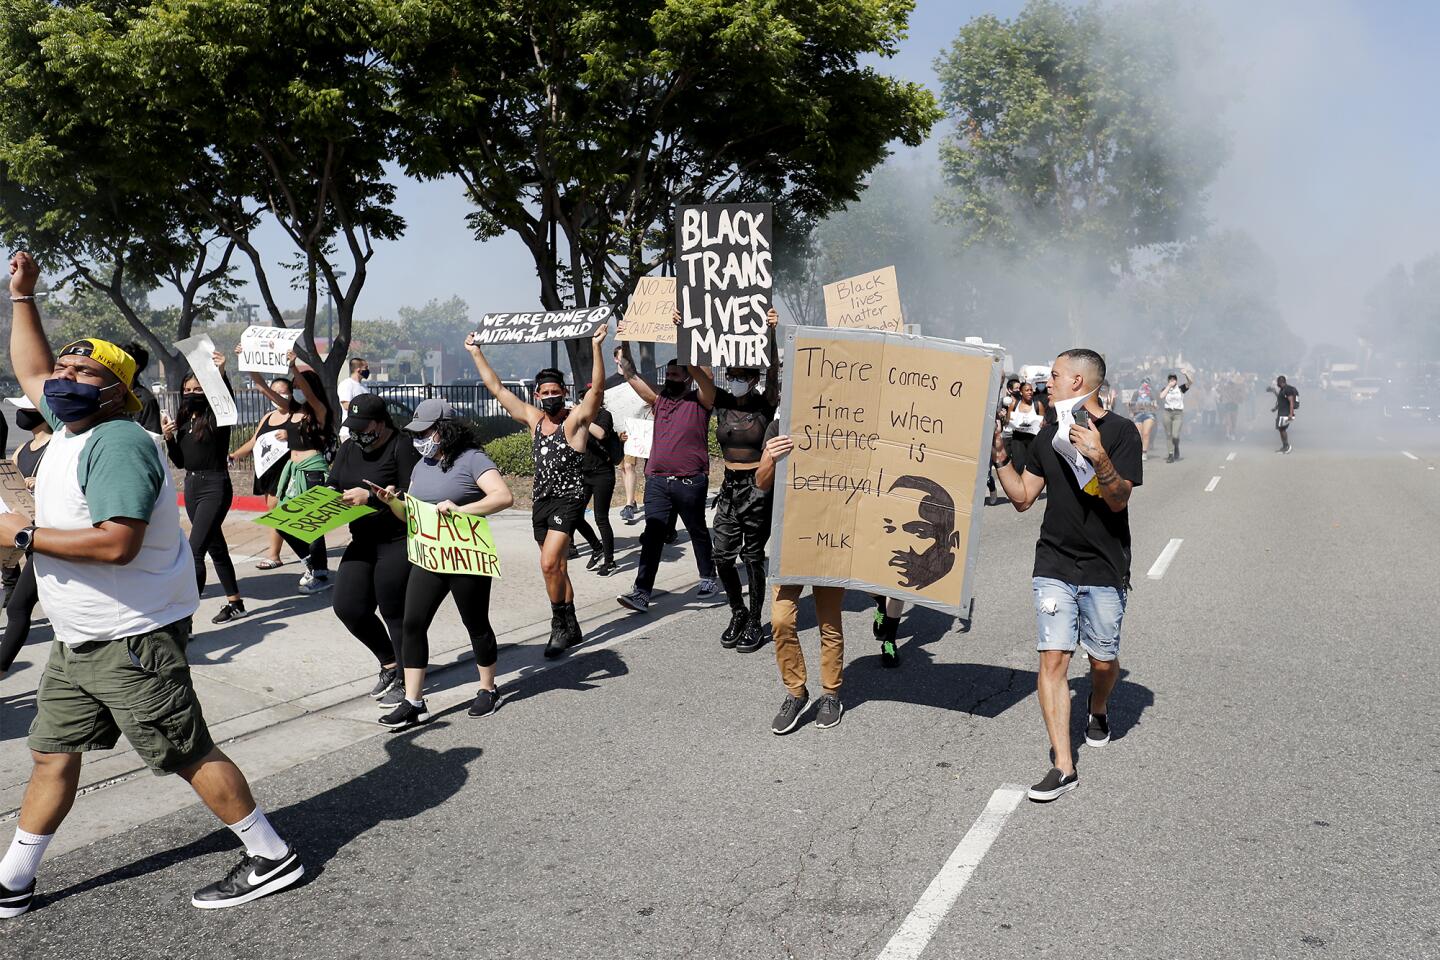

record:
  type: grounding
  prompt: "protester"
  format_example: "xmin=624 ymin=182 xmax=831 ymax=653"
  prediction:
xmin=326 ymin=393 xmax=420 ymax=708
xmin=1219 ymin=374 xmax=1243 ymax=442
xmin=614 ymin=340 xmax=720 ymax=612
xmin=370 ymin=400 xmax=514 ymax=727
xmin=244 ymin=356 xmax=334 ymax=593
xmin=337 ymin=356 xmax=371 ymax=442
xmin=0 ymin=405 xmax=50 ymax=677
xmin=990 ymin=348 xmax=1142 ymax=803
xmin=1272 ymin=375 xmax=1299 ymax=453
xmin=466 ymin=326 xmax=609 ymax=657
xmin=572 ymin=389 xmax=620 ymax=575
xmin=609 ymin=345 xmax=646 ymax=526
xmin=1128 ymin=378 xmax=1158 ymax=461
xmin=1006 ymin=381 xmax=1046 ymax=473
xmin=124 ymin=340 xmax=163 ymax=435
xmin=988 ymin=378 xmax=1022 ymax=505
xmin=0 ymin=251 xmax=303 ymax=916
xmin=756 ymin=423 xmax=846 ymax=733
xmin=1159 ymin=371 xmax=1191 ymax=463
xmin=163 ymin=353 xmax=245 ymax=624
xmin=229 ymin=377 xmax=293 ymax=569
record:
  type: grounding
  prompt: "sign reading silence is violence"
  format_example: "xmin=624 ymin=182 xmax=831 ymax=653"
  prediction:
xmin=675 ymin=202 xmax=773 ymax=368
xmin=767 ymin=326 xmax=1004 ymax=615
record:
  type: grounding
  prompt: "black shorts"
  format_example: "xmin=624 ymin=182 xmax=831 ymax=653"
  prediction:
xmin=711 ymin=468 xmax=774 ymax=565
xmin=532 ymin=495 xmax=587 ymax=543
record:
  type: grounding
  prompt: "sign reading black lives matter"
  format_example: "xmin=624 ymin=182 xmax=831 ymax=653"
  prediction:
xmin=768 ymin=326 xmax=1003 ymax=615
xmin=675 ymin=203 xmax=773 ymax=367
xmin=472 ymin=306 xmax=613 ymax=345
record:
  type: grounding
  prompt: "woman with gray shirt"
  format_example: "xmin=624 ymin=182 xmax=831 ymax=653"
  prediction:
xmin=372 ymin=400 xmax=514 ymax=728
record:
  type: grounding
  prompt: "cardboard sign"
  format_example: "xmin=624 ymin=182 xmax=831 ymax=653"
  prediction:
xmin=617 ymin=276 xmax=678 ymax=343
xmin=472 ymin=306 xmax=612 ymax=345
xmin=623 ymin=418 xmax=653 ymax=459
xmin=824 ymin=266 xmax=904 ymax=332
xmin=172 ymin=334 xmax=238 ymax=426
xmin=604 ymin=382 xmax=651 ymax=429
xmin=238 ymin=325 xmax=304 ymax=374
xmin=767 ymin=326 xmax=1003 ymax=615
xmin=675 ymin=203 xmax=773 ymax=368
xmin=0 ymin=461 xmax=35 ymax=564
xmin=405 ymin=497 xmax=502 ymax=577
xmin=253 ymin=429 xmax=288 ymax=478
xmin=253 ymin=486 xmax=374 ymax=544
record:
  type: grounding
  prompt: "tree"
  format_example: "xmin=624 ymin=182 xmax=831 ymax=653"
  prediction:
xmin=384 ymin=0 xmax=941 ymax=383
xmin=1363 ymin=255 xmax=1440 ymax=366
xmin=935 ymin=0 xmax=1228 ymax=340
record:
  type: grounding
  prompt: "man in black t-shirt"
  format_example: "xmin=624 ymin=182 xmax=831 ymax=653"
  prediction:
xmin=992 ymin=348 xmax=1143 ymax=803
xmin=1272 ymin=375 xmax=1299 ymax=453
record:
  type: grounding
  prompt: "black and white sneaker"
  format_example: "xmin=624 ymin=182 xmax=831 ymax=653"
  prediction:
xmin=379 ymin=700 xmax=430 ymax=730
xmin=813 ymin=694 xmax=844 ymax=729
xmin=191 ymin=847 xmax=304 ymax=909
xmin=771 ymin=693 xmax=810 ymax=735
xmin=376 ymin=684 xmax=406 ymax=709
xmin=1027 ymin=767 xmax=1078 ymax=802
xmin=0 ymin=879 xmax=35 ymax=919
xmin=616 ymin=588 xmax=650 ymax=612
xmin=210 ymin=601 xmax=246 ymax=625
xmin=369 ymin=665 xmax=399 ymax=700
xmin=468 ymin=688 xmax=500 ymax=718
xmin=1085 ymin=713 xmax=1111 ymax=747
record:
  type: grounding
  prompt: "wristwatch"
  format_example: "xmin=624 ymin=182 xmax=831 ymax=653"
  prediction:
xmin=13 ymin=525 xmax=37 ymax=555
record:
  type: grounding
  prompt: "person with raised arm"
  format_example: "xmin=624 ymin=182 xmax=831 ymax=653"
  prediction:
xmin=465 ymin=324 xmax=608 ymax=657
xmin=0 ymin=252 xmax=304 ymax=917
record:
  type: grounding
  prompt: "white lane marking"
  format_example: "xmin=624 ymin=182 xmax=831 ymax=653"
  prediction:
xmin=1205 ymin=476 xmax=1222 ymax=492
xmin=875 ymin=786 xmax=1026 ymax=960
xmin=1147 ymin=538 xmax=1184 ymax=580
xmin=1226 ymin=452 xmax=1236 ymax=462
xmin=1401 ymin=451 xmax=1419 ymax=461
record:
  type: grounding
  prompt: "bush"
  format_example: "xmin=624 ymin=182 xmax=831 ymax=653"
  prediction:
xmin=708 ymin=418 xmax=721 ymax=460
xmin=485 ymin=430 xmax=534 ymax=476
xmin=470 ymin=415 xmax=525 ymax=445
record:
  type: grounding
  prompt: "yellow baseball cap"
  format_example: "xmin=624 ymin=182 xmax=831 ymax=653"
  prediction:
xmin=56 ymin=338 xmax=143 ymax=413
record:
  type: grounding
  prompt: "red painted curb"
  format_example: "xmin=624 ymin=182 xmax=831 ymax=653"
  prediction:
xmin=176 ymin=494 xmax=269 ymax=514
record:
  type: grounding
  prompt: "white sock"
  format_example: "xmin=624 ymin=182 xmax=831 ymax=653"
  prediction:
xmin=406 ymin=697 xmax=425 ymax=708
xmin=0 ymin=829 xmax=52 ymax=890
xmin=226 ymin=807 xmax=288 ymax=861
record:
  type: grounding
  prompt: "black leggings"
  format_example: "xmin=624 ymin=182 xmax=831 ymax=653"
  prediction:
xmin=402 ymin=567 xmax=496 ymax=671
xmin=332 ymin=536 xmax=409 ymax=668
xmin=573 ymin=469 xmax=616 ymax=561
xmin=185 ymin=471 xmax=239 ymax=596
xmin=0 ymin=561 xmax=38 ymax=673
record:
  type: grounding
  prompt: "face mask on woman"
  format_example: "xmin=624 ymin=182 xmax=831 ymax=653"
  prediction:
xmin=728 ymin=380 xmax=756 ymax=399
xmin=353 ymin=429 xmax=381 ymax=449
xmin=180 ymin=392 xmax=210 ymax=414
xmin=413 ymin=435 xmax=440 ymax=459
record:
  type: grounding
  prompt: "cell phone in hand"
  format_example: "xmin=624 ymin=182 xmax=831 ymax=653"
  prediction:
xmin=1073 ymin=407 xmax=1091 ymax=429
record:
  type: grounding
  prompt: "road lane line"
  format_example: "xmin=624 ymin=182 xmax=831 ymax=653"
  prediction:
xmin=1205 ymin=476 xmax=1222 ymax=492
xmin=875 ymin=786 xmax=1026 ymax=960
xmin=1401 ymin=451 xmax=1419 ymax=460
xmin=1147 ymin=539 xmax=1184 ymax=580
xmin=1226 ymin=451 xmax=1236 ymax=461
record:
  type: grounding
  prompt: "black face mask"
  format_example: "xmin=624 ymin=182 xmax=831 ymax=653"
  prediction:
xmin=360 ymin=369 xmax=371 ymax=380
xmin=180 ymin=393 xmax=210 ymax=417
xmin=353 ymin=429 xmax=381 ymax=449
xmin=661 ymin=380 xmax=687 ymax=398
xmin=539 ymin=396 xmax=566 ymax=415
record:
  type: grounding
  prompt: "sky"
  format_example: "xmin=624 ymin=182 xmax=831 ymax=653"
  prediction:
xmin=218 ymin=0 xmax=1440 ymax=351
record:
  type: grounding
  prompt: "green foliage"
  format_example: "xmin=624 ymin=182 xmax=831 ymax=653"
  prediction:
xmin=1363 ymin=255 xmax=1440 ymax=365
xmin=484 ymin=430 xmax=534 ymax=477
xmin=471 ymin=416 xmax=525 ymax=447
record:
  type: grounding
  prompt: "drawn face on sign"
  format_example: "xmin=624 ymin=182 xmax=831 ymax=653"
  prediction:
xmin=881 ymin=476 xmax=960 ymax=590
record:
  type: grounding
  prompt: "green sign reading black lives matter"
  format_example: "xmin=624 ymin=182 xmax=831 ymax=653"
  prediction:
xmin=254 ymin=486 xmax=374 ymax=544
xmin=406 ymin=497 xmax=502 ymax=577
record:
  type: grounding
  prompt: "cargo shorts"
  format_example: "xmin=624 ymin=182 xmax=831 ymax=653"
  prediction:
xmin=28 ymin=618 xmax=215 ymax=776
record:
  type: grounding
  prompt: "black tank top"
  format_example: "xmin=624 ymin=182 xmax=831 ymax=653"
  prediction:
xmin=286 ymin=412 xmax=327 ymax=452
xmin=532 ymin=419 xmax=585 ymax=499
xmin=15 ymin=439 xmax=47 ymax=479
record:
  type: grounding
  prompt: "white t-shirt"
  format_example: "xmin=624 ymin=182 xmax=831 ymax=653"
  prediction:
xmin=338 ymin=377 xmax=371 ymax=440
xmin=32 ymin=402 xmax=198 ymax=645
xmin=1162 ymin=383 xmax=1187 ymax=411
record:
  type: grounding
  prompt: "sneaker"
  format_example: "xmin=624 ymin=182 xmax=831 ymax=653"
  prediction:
xmin=585 ymin=552 xmax=603 ymax=570
xmin=369 ymin=666 xmax=399 ymax=700
xmin=1282 ymin=445 xmax=1292 ymax=455
xmin=665 ymin=528 xmax=678 ymax=545
xmin=468 ymin=688 xmax=500 ymax=718
xmin=770 ymin=692 xmax=810 ymax=735
xmin=697 ymin=577 xmax=719 ymax=597
xmin=191 ymin=847 xmax=304 ymax=909
xmin=880 ymin=638 xmax=900 ymax=668
xmin=0 ymin=878 xmax=35 ymax=919
xmin=1141 ymin=451 xmax=1149 ymax=461
xmin=376 ymin=685 xmax=406 ymax=709
xmin=298 ymin=567 xmax=314 ymax=588
xmin=379 ymin=699 xmax=430 ymax=730
xmin=298 ymin=571 xmax=331 ymax=595
xmin=211 ymin=601 xmax=246 ymax=625
xmin=567 ymin=544 xmax=581 ymax=560
xmin=1085 ymin=713 xmax=1110 ymax=747
xmin=813 ymin=694 xmax=844 ymax=729
xmin=617 ymin=588 xmax=650 ymax=612
xmin=596 ymin=559 xmax=617 ymax=577
xmin=735 ymin=620 xmax=766 ymax=654
xmin=620 ymin=503 xmax=636 ymax=523
xmin=1164 ymin=454 xmax=1175 ymax=464
xmin=720 ymin=607 xmax=750 ymax=648
xmin=1027 ymin=767 xmax=1078 ymax=802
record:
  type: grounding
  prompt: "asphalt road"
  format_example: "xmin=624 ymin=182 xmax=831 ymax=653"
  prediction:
xmin=3 ymin=399 xmax=1437 ymax=960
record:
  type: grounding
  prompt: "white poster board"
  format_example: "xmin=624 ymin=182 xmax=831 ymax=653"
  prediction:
xmin=253 ymin=429 xmax=289 ymax=478
xmin=604 ymin=382 xmax=650 ymax=428
xmin=238 ymin=326 xmax=304 ymax=375
xmin=623 ymin=418 xmax=653 ymax=459
xmin=172 ymin=334 xmax=238 ymax=427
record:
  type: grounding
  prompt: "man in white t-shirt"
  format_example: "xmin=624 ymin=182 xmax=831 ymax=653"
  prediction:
xmin=0 ymin=252 xmax=304 ymax=919
xmin=337 ymin=356 xmax=371 ymax=441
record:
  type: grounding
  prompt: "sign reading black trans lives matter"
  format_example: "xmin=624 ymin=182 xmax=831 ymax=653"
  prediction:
xmin=472 ymin=306 xmax=613 ymax=345
xmin=675 ymin=203 xmax=773 ymax=367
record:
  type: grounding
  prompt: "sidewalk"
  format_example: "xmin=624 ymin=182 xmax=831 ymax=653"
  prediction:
xmin=0 ymin=503 xmax=722 ymax=853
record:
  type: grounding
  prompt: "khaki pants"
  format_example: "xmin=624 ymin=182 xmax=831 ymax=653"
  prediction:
xmin=771 ymin=584 xmax=846 ymax=698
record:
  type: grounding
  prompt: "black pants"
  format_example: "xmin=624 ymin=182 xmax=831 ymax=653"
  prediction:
xmin=635 ymin=473 xmax=713 ymax=593
xmin=0 ymin=561 xmax=38 ymax=672
xmin=402 ymin=567 xmax=496 ymax=670
xmin=185 ymin=470 xmax=239 ymax=597
xmin=279 ymin=470 xmax=329 ymax=572
xmin=711 ymin=468 xmax=773 ymax=565
xmin=332 ymin=536 xmax=409 ymax=668
xmin=574 ymin=468 xmax=616 ymax=561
